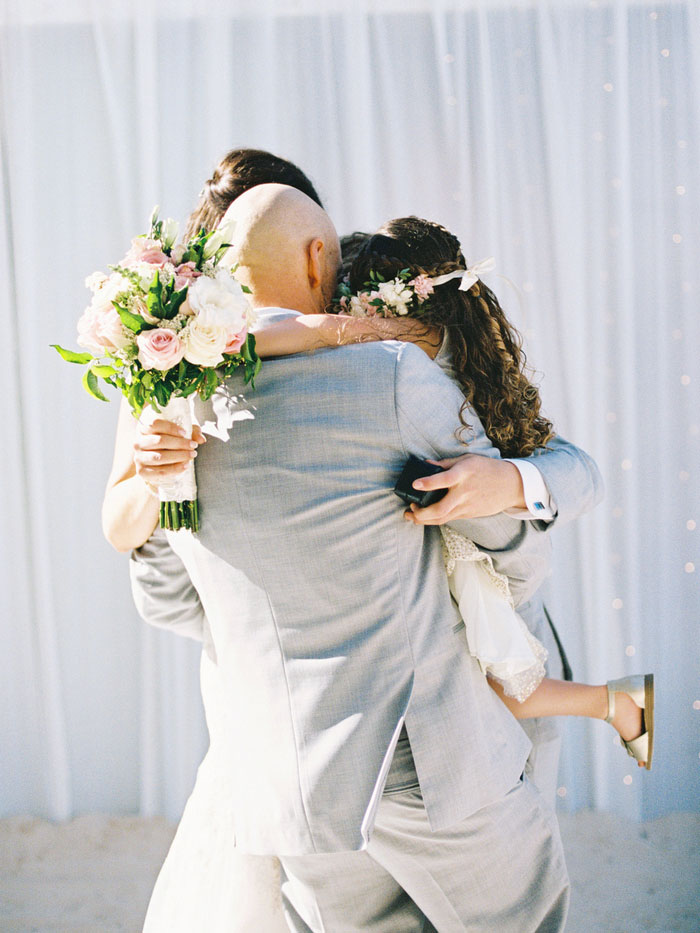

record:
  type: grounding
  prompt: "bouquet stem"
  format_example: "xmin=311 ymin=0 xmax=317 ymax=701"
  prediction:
xmin=160 ymin=498 xmax=199 ymax=532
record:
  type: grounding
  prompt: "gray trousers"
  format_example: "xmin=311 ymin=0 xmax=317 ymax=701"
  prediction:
xmin=280 ymin=731 xmax=569 ymax=933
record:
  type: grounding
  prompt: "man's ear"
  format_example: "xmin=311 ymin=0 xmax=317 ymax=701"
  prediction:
xmin=306 ymin=238 xmax=324 ymax=290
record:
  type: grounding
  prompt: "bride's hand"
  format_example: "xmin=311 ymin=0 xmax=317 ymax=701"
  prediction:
xmin=133 ymin=419 xmax=206 ymax=484
xmin=403 ymin=454 xmax=526 ymax=524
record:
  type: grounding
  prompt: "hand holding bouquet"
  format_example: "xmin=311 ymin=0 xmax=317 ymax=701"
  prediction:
xmin=54 ymin=209 xmax=260 ymax=532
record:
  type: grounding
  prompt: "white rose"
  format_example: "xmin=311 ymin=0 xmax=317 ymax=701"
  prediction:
xmin=181 ymin=315 xmax=229 ymax=367
xmin=188 ymin=270 xmax=250 ymax=333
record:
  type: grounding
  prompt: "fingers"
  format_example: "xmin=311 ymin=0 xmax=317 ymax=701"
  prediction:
xmin=136 ymin=431 xmax=198 ymax=452
xmin=134 ymin=446 xmax=197 ymax=483
xmin=135 ymin=448 xmax=197 ymax=467
xmin=404 ymin=492 xmax=462 ymax=525
xmin=143 ymin=419 xmax=188 ymax=437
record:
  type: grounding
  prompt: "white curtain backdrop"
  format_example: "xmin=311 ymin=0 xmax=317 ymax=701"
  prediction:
xmin=1 ymin=0 xmax=698 ymax=824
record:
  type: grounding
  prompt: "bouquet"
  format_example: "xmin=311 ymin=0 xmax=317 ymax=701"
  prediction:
xmin=53 ymin=208 xmax=261 ymax=532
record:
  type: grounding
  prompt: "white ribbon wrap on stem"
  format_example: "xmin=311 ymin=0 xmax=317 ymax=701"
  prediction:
xmin=139 ymin=395 xmax=197 ymax=504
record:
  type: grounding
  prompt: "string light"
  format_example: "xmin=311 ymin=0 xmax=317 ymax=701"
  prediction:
xmin=687 ymin=520 xmax=696 ymax=531
xmin=612 ymin=598 xmax=624 ymax=610
xmin=685 ymin=563 xmax=695 ymax=574
xmin=623 ymin=775 xmax=633 ymax=786
xmin=621 ymin=459 xmax=632 ymax=471
xmin=625 ymin=645 xmax=636 ymax=657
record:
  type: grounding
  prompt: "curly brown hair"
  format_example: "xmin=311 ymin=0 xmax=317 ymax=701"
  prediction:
xmin=349 ymin=217 xmax=554 ymax=458
xmin=183 ymin=148 xmax=323 ymax=240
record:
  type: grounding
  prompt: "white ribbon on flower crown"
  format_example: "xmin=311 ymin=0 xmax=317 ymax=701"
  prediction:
xmin=429 ymin=256 xmax=496 ymax=292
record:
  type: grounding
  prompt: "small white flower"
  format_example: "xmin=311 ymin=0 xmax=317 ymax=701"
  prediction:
xmin=377 ymin=279 xmax=412 ymax=316
xmin=348 ymin=296 xmax=368 ymax=317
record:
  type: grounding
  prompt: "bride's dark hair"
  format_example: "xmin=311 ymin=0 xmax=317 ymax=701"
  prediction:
xmin=349 ymin=217 xmax=553 ymax=457
xmin=183 ymin=148 xmax=323 ymax=240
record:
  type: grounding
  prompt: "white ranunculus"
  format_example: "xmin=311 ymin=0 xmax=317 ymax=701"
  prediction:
xmin=181 ymin=316 xmax=229 ymax=367
xmin=187 ymin=270 xmax=251 ymax=333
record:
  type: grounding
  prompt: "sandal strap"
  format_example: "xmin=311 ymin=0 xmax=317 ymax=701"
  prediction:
xmin=605 ymin=683 xmax=615 ymax=724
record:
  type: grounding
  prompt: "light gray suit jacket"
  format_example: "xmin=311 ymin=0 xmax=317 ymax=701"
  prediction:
xmin=131 ymin=309 xmax=601 ymax=855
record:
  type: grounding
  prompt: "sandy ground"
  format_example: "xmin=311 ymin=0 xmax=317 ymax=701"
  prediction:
xmin=0 ymin=811 xmax=698 ymax=932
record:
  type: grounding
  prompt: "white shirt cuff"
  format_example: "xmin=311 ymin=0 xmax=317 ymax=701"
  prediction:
xmin=503 ymin=459 xmax=557 ymax=522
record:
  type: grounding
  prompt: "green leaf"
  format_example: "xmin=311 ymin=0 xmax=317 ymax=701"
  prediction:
xmin=52 ymin=344 xmax=93 ymax=365
xmin=146 ymin=271 xmax=164 ymax=318
xmin=240 ymin=333 xmax=256 ymax=362
xmin=154 ymin=381 xmax=170 ymax=407
xmin=82 ymin=367 xmax=109 ymax=402
xmin=163 ymin=286 xmax=188 ymax=319
xmin=114 ymin=303 xmax=146 ymax=334
xmin=90 ymin=364 xmax=116 ymax=378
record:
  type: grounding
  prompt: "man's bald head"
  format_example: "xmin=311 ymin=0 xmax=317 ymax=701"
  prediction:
xmin=220 ymin=183 xmax=340 ymax=314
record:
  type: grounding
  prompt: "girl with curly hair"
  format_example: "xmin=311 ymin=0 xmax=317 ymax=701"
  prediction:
xmin=251 ymin=215 xmax=653 ymax=769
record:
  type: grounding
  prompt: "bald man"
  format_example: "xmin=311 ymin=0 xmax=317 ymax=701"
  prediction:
xmin=219 ymin=182 xmax=340 ymax=314
xmin=133 ymin=184 xmax=570 ymax=932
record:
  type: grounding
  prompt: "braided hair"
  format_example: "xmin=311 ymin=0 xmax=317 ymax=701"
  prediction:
xmin=350 ymin=217 xmax=553 ymax=458
xmin=183 ymin=148 xmax=323 ymax=241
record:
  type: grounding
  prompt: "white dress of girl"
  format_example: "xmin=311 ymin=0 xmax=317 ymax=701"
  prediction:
xmin=433 ymin=334 xmax=547 ymax=703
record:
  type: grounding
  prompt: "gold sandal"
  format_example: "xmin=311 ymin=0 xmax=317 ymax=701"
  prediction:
xmin=605 ymin=673 xmax=654 ymax=771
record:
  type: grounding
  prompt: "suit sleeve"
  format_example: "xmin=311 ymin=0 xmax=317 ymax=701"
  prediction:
xmin=129 ymin=526 xmax=207 ymax=643
xmin=393 ymin=343 xmax=552 ymax=606
xmin=524 ymin=434 xmax=604 ymax=527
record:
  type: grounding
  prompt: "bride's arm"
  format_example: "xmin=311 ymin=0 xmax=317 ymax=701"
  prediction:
xmin=102 ymin=398 xmax=202 ymax=553
xmin=253 ymin=313 xmax=442 ymax=360
xmin=102 ymin=399 xmax=160 ymax=552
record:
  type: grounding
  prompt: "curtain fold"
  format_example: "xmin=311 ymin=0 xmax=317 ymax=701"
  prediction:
xmin=1 ymin=0 xmax=697 ymax=822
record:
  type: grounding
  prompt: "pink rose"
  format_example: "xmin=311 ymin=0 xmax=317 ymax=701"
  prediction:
xmin=136 ymin=328 xmax=185 ymax=371
xmin=125 ymin=237 xmax=169 ymax=267
xmin=174 ymin=261 xmax=201 ymax=290
xmin=77 ymin=306 xmax=133 ymax=354
xmin=224 ymin=326 xmax=248 ymax=355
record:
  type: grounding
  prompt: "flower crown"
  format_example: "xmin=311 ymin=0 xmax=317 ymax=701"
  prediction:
xmin=334 ymin=257 xmax=495 ymax=319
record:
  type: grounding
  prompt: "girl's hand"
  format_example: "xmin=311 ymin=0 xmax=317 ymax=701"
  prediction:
xmin=403 ymin=455 xmax=526 ymax=524
xmin=134 ymin=419 xmax=206 ymax=484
